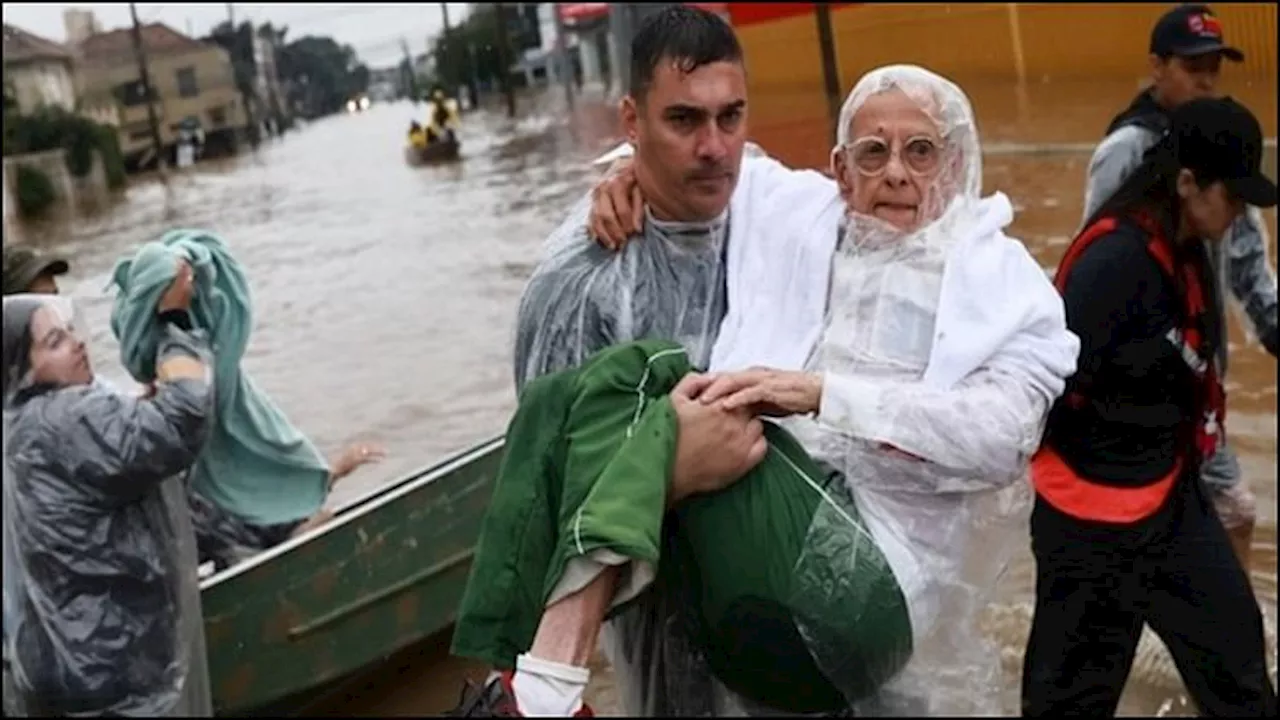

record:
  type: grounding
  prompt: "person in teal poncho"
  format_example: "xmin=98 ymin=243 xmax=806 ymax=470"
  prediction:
xmin=109 ymin=229 xmax=385 ymax=571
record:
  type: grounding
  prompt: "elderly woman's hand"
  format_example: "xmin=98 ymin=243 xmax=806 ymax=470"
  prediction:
xmin=697 ymin=368 xmax=824 ymax=417
xmin=329 ymin=441 xmax=386 ymax=485
xmin=588 ymin=157 xmax=643 ymax=250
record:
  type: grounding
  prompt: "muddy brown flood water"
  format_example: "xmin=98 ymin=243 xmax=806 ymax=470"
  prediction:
xmin=8 ymin=78 xmax=1275 ymax=716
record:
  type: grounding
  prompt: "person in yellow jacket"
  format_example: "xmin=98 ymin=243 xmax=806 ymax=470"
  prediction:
xmin=407 ymin=121 xmax=427 ymax=149
xmin=424 ymin=87 xmax=460 ymax=144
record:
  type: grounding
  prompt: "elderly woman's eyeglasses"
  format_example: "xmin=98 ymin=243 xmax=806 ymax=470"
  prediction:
xmin=842 ymin=135 xmax=942 ymax=177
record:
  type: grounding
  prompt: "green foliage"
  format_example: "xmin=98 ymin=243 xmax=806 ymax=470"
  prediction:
xmin=430 ymin=5 xmax=516 ymax=94
xmin=62 ymin=117 xmax=99 ymax=177
xmin=2 ymin=107 xmax=126 ymax=187
xmin=207 ymin=21 xmax=371 ymax=120
xmin=276 ymin=34 xmax=371 ymax=117
xmin=206 ymin=21 xmax=260 ymax=100
xmin=2 ymin=79 xmax=16 ymax=114
xmin=14 ymin=164 xmax=56 ymax=217
xmin=93 ymin=124 xmax=127 ymax=189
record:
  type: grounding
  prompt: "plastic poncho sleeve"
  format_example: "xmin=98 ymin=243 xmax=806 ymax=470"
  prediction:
xmin=513 ymin=197 xmax=616 ymax=391
xmin=40 ymin=325 xmax=212 ymax=505
xmin=1226 ymin=206 xmax=1279 ymax=355
xmin=819 ymin=362 xmax=1049 ymax=487
xmin=1081 ymin=125 xmax=1152 ymax=223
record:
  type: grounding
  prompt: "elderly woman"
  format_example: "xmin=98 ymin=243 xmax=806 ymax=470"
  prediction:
xmin=452 ymin=65 xmax=1077 ymax=717
xmin=1 ymin=263 xmax=213 ymax=717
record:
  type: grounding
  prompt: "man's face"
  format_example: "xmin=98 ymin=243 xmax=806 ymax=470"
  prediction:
xmin=26 ymin=273 xmax=60 ymax=295
xmin=622 ymin=59 xmax=748 ymax=223
xmin=1150 ymin=52 xmax=1223 ymax=108
xmin=832 ymin=89 xmax=955 ymax=233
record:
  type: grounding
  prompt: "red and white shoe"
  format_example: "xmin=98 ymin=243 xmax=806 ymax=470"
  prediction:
xmin=446 ymin=671 xmax=594 ymax=717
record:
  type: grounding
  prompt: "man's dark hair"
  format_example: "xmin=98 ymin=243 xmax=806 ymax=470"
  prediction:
xmin=629 ymin=5 xmax=743 ymax=101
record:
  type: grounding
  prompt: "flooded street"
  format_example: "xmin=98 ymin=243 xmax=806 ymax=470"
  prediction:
xmin=9 ymin=79 xmax=1276 ymax=716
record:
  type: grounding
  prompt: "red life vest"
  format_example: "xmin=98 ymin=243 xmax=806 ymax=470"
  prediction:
xmin=1032 ymin=211 xmax=1225 ymax=524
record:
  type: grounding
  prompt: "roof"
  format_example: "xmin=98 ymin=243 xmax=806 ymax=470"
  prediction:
xmin=2 ymin=24 xmax=74 ymax=66
xmin=77 ymin=22 xmax=208 ymax=63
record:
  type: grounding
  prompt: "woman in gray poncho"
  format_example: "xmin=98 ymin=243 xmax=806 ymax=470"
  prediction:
xmin=1 ymin=263 xmax=214 ymax=717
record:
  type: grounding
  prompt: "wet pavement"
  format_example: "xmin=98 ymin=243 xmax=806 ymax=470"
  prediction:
xmin=7 ymin=77 xmax=1276 ymax=716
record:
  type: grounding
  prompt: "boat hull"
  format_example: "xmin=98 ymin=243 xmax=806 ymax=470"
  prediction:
xmin=201 ymin=436 xmax=504 ymax=715
xmin=405 ymin=137 xmax=462 ymax=165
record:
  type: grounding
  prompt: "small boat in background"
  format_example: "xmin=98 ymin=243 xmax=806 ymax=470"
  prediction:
xmin=405 ymin=135 xmax=462 ymax=165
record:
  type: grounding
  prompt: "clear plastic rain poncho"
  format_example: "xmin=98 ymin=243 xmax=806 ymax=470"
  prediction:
xmin=780 ymin=65 xmax=1068 ymax=715
xmin=513 ymin=195 xmax=730 ymax=388
xmin=1 ymin=294 xmax=214 ymax=717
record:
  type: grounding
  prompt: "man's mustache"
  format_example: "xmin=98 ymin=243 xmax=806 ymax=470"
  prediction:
xmin=686 ymin=165 xmax=733 ymax=182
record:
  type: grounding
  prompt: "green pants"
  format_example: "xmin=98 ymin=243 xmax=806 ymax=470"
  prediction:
xmin=451 ymin=341 xmax=913 ymax=713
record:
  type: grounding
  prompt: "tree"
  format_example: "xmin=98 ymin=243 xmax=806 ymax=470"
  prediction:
xmin=205 ymin=21 xmax=260 ymax=142
xmin=3 ymin=76 xmax=17 ymax=114
xmin=429 ymin=5 xmax=518 ymax=98
xmin=204 ymin=22 xmax=370 ymax=122
xmin=275 ymin=35 xmax=370 ymax=118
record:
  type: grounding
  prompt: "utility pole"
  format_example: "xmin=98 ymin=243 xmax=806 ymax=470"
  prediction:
xmin=128 ymin=2 xmax=166 ymax=172
xmin=438 ymin=2 xmax=452 ymax=99
xmin=553 ymin=2 xmax=575 ymax=111
xmin=401 ymin=37 xmax=419 ymax=102
xmin=225 ymin=2 xmax=258 ymax=147
xmin=607 ymin=5 xmax=632 ymax=99
xmin=493 ymin=3 xmax=516 ymax=118
xmin=815 ymin=4 xmax=843 ymax=147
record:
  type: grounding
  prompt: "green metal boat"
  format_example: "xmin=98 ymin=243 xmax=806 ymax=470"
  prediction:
xmin=199 ymin=435 xmax=504 ymax=715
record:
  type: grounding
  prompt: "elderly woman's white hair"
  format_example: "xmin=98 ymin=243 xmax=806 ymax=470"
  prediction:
xmin=830 ymin=64 xmax=985 ymax=246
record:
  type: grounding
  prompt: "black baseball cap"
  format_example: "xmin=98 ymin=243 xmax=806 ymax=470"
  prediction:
xmin=2 ymin=246 xmax=69 ymax=295
xmin=1170 ymin=97 xmax=1276 ymax=208
xmin=1150 ymin=4 xmax=1244 ymax=61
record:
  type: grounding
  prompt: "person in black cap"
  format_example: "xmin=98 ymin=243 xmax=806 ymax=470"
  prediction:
xmin=1083 ymin=2 xmax=1275 ymax=577
xmin=1021 ymin=96 xmax=1277 ymax=717
xmin=2 ymin=246 xmax=70 ymax=296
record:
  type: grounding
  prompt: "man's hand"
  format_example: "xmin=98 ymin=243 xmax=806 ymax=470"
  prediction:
xmin=588 ymin=157 xmax=643 ymax=250
xmin=698 ymin=368 xmax=824 ymax=417
xmin=668 ymin=372 xmax=768 ymax=506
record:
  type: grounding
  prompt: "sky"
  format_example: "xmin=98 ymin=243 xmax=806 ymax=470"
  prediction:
xmin=3 ymin=2 xmax=473 ymax=69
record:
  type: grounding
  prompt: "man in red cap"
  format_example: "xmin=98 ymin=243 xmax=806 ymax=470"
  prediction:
xmin=1082 ymin=2 xmax=1275 ymax=575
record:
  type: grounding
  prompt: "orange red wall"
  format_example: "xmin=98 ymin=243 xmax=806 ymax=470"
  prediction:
xmin=726 ymin=2 xmax=1277 ymax=167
